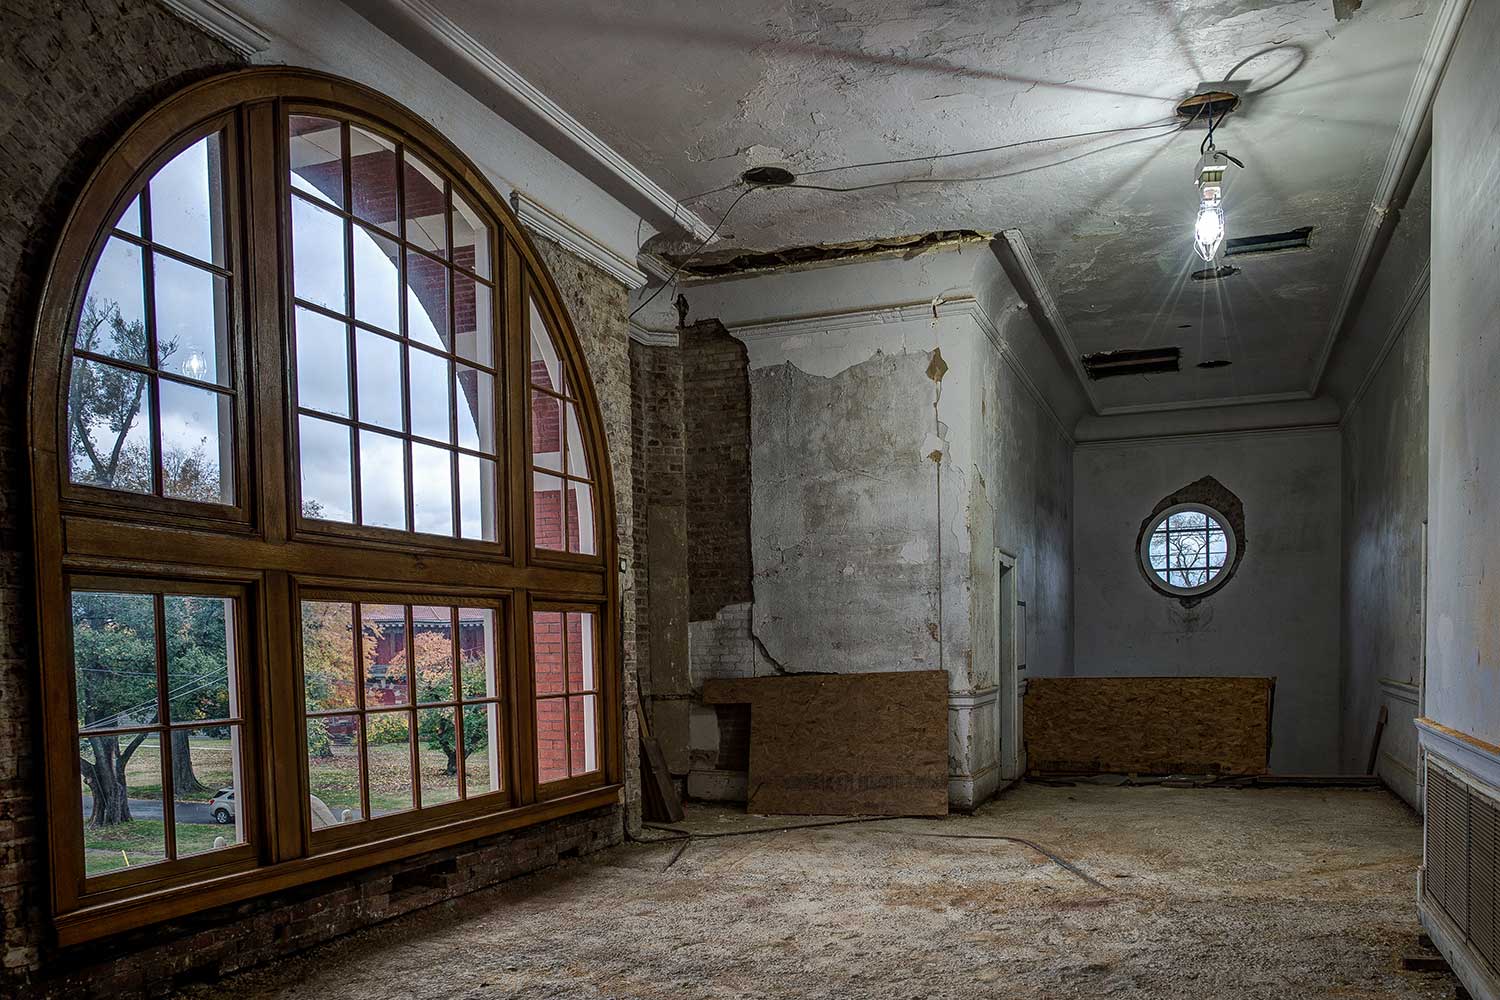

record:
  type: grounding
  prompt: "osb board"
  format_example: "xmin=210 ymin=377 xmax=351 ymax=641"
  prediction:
xmin=1024 ymin=676 xmax=1274 ymax=776
xmin=703 ymin=672 xmax=949 ymax=816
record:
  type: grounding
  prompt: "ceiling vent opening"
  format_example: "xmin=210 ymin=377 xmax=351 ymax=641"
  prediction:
xmin=1224 ymin=226 xmax=1314 ymax=257
xmin=740 ymin=165 xmax=797 ymax=187
xmin=1081 ymin=346 xmax=1181 ymax=380
xmin=657 ymin=229 xmax=991 ymax=279
xmin=1197 ymin=359 xmax=1233 ymax=369
xmin=1191 ymin=264 xmax=1239 ymax=281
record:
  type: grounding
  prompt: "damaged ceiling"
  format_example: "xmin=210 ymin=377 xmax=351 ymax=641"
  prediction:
xmin=376 ymin=0 xmax=1433 ymax=410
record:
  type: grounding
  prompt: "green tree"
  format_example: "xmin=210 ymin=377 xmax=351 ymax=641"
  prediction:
xmin=73 ymin=592 xmax=158 ymax=827
xmin=414 ymin=631 xmax=489 ymax=775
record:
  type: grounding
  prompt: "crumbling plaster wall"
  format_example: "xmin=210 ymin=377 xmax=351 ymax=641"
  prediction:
xmin=1425 ymin=0 xmax=1500 ymax=747
xmin=1073 ymin=430 xmax=1343 ymax=773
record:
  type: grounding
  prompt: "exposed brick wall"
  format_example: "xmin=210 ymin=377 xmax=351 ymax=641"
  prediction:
xmin=679 ymin=321 xmax=752 ymax=621
xmin=0 ymin=6 xmax=641 ymax=995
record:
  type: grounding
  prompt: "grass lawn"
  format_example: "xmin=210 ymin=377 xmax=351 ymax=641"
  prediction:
xmin=114 ymin=736 xmax=236 ymax=801
xmin=83 ymin=820 xmax=236 ymax=876
xmin=309 ymin=740 xmax=467 ymax=819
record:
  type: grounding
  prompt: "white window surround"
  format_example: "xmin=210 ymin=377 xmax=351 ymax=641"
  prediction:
xmin=1139 ymin=502 xmax=1237 ymax=598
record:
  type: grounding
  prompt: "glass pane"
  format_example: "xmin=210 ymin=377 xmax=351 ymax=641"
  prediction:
xmin=364 ymin=710 xmax=413 ymax=816
xmin=462 ymin=703 xmax=502 ymax=796
xmin=307 ymin=714 xmax=362 ymax=827
xmin=350 ymin=126 xmax=398 ymax=233
xmin=403 ymin=152 xmax=446 ymax=255
xmin=417 ymin=707 xmax=461 ymax=806
xmin=1168 ymin=509 xmax=1206 ymax=531
xmin=77 ymin=237 xmax=147 ymax=363
xmin=355 ymin=329 xmax=403 ymax=431
xmin=68 ymin=359 xmax=154 ymax=494
xmin=531 ymin=390 xmax=562 ymax=472
xmin=564 ymin=402 xmax=590 ymax=479
xmin=173 ymin=726 xmax=244 ymax=857
xmin=294 ymin=307 xmax=350 ymax=417
xmin=412 ymin=606 xmax=456 ymax=704
xmin=409 ymin=347 xmax=451 ymax=443
xmin=453 ymin=273 xmax=492 ymax=368
xmin=535 ymin=699 xmax=568 ymax=784
xmin=149 ymin=134 xmax=224 ymax=267
xmin=458 ymin=608 xmax=498 ymax=700
xmin=362 ymin=604 xmax=409 ymax=707
xmin=159 ymin=380 xmax=233 ymax=504
xmin=353 ymin=225 xmax=401 ymax=333
xmin=153 ymin=255 xmax=230 ymax=386
xmin=72 ymin=591 xmax=158 ymax=732
xmin=288 ymin=115 xmax=344 ymax=209
xmin=569 ymin=695 xmax=598 ymax=775
xmin=532 ymin=472 xmax=565 ymax=551
xmin=298 ymin=414 xmax=353 ymax=522
xmin=456 ymin=366 xmax=495 ymax=455
xmin=529 ymin=300 xmax=561 ymax=391
xmin=405 ymin=251 xmax=448 ymax=350
xmin=1149 ymin=533 xmax=1168 ymax=572
xmin=1208 ymin=530 xmax=1228 ymax=567
xmin=451 ymin=191 xmax=491 ymax=279
xmin=566 ymin=612 xmax=596 ymax=692
xmin=165 ymin=595 xmax=234 ymax=722
xmin=80 ymin=732 xmax=166 ymax=876
xmin=412 ymin=443 xmax=454 ymax=537
xmin=359 ymin=430 xmax=407 ymax=530
xmin=292 ymin=195 xmax=346 ymax=314
xmin=301 ymin=601 xmax=357 ymax=712
xmin=532 ymin=611 xmax=565 ymax=697
xmin=458 ymin=454 xmax=497 ymax=542
xmin=117 ymin=194 xmax=142 ymax=236
xmin=569 ymin=479 xmax=596 ymax=556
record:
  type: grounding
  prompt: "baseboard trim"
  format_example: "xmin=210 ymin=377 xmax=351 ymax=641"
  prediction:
xmin=1421 ymin=892 xmax=1500 ymax=1000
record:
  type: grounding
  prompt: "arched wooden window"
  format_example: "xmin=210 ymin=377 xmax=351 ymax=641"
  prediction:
xmin=29 ymin=69 xmax=620 ymax=943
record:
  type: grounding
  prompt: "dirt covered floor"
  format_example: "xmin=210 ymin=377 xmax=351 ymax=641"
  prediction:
xmin=183 ymin=784 xmax=1459 ymax=1000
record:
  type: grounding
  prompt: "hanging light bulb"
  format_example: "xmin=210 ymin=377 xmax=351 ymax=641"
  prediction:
xmin=1193 ymin=150 xmax=1229 ymax=262
xmin=1194 ymin=203 xmax=1225 ymax=262
xmin=181 ymin=349 xmax=209 ymax=382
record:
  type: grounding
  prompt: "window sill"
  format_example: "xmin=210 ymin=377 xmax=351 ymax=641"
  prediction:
xmin=54 ymin=783 xmax=622 ymax=947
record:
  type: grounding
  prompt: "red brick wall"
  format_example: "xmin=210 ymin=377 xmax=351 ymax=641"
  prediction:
xmin=680 ymin=321 xmax=753 ymax=621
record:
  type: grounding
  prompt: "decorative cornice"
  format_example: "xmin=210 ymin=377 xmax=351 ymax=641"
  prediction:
xmin=1418 ymin=718 xmax=1500 ymax=792
xmin=627 ymin=321 xmax=679 ymax=348
xmin=510 ymin=191 xmax=647 ymax=290
xmin=1096 ymin=389 xmax=1314 ymax=417
xmin=1310 ymin=0 xmax=1471 ymax=394
xmin=156 ymin=0 xmax=271 ymax=55
xmin=1379 ymin=677 xmax=1420 ymax=706
xmin=380 ymin=0 xmax=714 ymax=242
xmin=1073 ymin=422 xmax=1338 ymax=449
xmin=1340 ymin=260 xmax=1431 ymax=426
xmin=994 ymin=229 xmax=1100 ymax=415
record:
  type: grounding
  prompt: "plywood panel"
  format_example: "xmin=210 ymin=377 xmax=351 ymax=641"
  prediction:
xmin=703 ymin=671 xmax=948 ymax=816
xmin=1024 ymin=676 xmax=1273 ymax=775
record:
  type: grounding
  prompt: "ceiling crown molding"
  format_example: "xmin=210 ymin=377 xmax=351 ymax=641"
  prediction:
xmin=369 ymin=0 xmax=715 ymax=243
xmin=510 ymin=192 xmax=648 ymax=290
xmin=993 ymin=230 xmax=1101 ymax=416
xmin=156 ymin=0 xmax=271 ymax=55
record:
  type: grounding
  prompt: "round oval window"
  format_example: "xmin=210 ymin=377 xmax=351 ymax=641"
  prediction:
xmin=1139 ymin=503 xmax=1236 ymax=597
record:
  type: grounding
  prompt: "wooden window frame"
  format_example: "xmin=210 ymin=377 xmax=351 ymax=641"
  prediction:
xmin=28 ymin=69 xmax=621 ymax=946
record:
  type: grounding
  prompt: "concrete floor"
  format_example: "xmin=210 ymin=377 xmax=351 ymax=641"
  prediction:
xmin=185 ymin=784 xmax=1459 ymax=1000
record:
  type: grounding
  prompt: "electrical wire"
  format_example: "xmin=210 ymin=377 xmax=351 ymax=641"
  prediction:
xmin=628 ymin=184 xmax=758 ymax=320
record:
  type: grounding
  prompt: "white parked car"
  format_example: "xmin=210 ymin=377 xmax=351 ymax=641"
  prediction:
xmin=208 ymin=788 xmax=235 ymax=824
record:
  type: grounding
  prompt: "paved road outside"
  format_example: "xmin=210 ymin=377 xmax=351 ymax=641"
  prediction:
xmin=80 ymin=796 xmax=226 ymax=825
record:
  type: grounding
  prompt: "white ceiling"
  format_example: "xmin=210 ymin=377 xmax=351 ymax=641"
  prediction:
xmin=401 ymin=0 xmax=1432 ymax=409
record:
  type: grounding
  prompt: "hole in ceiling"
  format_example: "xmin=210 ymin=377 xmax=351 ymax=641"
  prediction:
xmin=1197 ymin=359 xmax=1233 ymax=369
xmin=1191 ymin=264 xmax=1240 ymax=281
xmin=658 ymin=229 xmax=991 ymax=279
xmin=1080 ymin=347 xmax=1181 ymax=380
xmin=1176 ymin=90 xmax=1240 ymax=123
xmin=740 ymin=165 xmax=797 ymax=187
xmin=1177 ymin=323 xmax=1193 ymax=329
xmin=1224 ymin=226 xmax=1314 ymax=257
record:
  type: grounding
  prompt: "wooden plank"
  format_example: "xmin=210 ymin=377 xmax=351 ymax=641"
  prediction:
xmin=1023 ymin=676 xmax=1274 ymax=776
xmin=703 ymin=671 xmax=948 ymax=817
xmin=638 ymin=709 xmax=684 ymax=823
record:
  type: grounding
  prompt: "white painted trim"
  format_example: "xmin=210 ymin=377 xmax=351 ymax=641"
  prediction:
xmin=510 ymin=191 xmax=648 ymax=289
xmin=1422 ymin=899 xmax=1500 ymax=1000
xmin=1309 ymin=0 xmax=1471 ymax=394
xmin=995 ymin=230 xmax=1101 ymax=415
xmin=1339 ymin=262 xmax=1431 ymax=426
xmin=1418 ymin=719 xmax=1500 ymax=792
xmin=156 ymin=0 xmax=271 ymax=55
xmin=947 ymin=688 xmax=1000 ymax=710
xmin=628 ymin=321 xmax=679 ymax=348
xmin=1379 ymin=677 xmax=1420 ymax=706
xmin=968 ymin=300 xmax=1075 ymax=445
xmin=375 ymin=0 xmax=715 ymax=242
xmin=1073 ymin=422 xmax=1339 ymax=449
